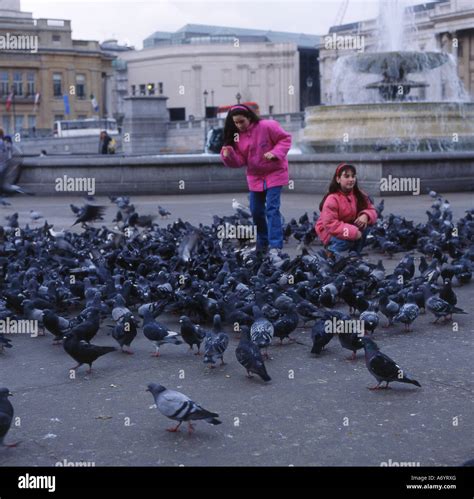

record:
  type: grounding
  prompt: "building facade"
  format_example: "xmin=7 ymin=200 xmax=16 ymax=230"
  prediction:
xmin=0 ymin=0 xmax=114 ymax=136
xmin=117 ymin=24 xmax=320 ymax=120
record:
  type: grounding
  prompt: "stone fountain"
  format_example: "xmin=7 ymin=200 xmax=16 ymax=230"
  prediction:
xmin=302 ymin=1 xmax=474 ymax=153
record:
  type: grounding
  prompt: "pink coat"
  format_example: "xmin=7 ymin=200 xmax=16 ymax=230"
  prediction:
xmin=315 ymin=191 xmax=378 ymax=246
xmin=220 ymin=119 xmax=292 ymax=191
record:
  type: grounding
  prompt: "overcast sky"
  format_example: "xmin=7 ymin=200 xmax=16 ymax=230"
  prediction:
xmin=20 ymin=0 xmax=421 ymax=49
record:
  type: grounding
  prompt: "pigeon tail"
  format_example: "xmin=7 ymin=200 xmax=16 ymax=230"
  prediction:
xmin=205 ymin=417 xmax=222 ymax=425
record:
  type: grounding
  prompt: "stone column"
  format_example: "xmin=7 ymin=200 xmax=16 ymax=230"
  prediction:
xmin=122 ymin=95 xmax=169 ymax=155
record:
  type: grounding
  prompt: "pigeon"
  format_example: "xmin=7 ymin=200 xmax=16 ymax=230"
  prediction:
xmin=29 ymin=209 xmax=43 ymax=221
xmin=147 ymin=383 xmax=221 ymax=433
xmin=43 ymin=309 xmax=70 ymax=344
xmin=203 ymin=314 xmax=229 ymax=367
xmin=72 ymin=204 xmax=106 ymax=226
xmin=111 ymin=313 xmax=138 ymax=354
xmin=0 ymin=388 xmax=20 ymax=447
xmin=250 ymin=305 xmax=274 ymax=359
xmin=426 ymin=296 xmax=467 ymax=323
xmin=360 ymin=310 xmax=379 ymax=335
xmin=232 ymin=198 xmax=251 ymax=218
xmin=361 ymin=337 xmax=421 ymax=390
xmin=0 ymin=334 xmax=13 ymax=352
xmin=393 ymin=294 xmax=420 ymax=332
xmin=310 ymin=317 xmax=334 ymax=355
xmin=338 ymin=330 xmax=364 ymax=360
xmin=158 ymin=205 xmax=171 ymax=218
xmin=179 ymin=315 xmax=205 ymax=354
xmin=69 ymin=307 xmax=100 ymax=343
xmin=273 ymin=302 xmax=299 ymax=344
xmin=143 ymin=309 xmax=182 ymax=357
xmin=235 ymin=326 xmax=271 ymax=382
xmin=377 ymin=290 xmax=400 ymax=327
xmin=63 ymin=332 xmax=116 ymax=374
xmin=439 ymin=279 xmax=457 ymax=307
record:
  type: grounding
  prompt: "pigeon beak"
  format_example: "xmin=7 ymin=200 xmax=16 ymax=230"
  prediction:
xmin=8 ymin=391 xmax=13 ymax=396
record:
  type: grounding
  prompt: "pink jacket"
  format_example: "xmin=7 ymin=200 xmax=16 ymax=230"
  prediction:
xmin=220 ymin=119 xmax=292 ymax=191
xmin=315 ymin=191 xmax=378 ymax=246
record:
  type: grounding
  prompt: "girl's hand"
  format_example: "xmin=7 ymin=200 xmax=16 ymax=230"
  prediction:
xmin=354 ymin=214 xmax=369 ymax=229
xmin=355 ymin=230 xmax=362 ymax=240
xmin=222 ymin=146 xmax=231 ymax=158
xmin=263 ymin=152 xmax=276 ymax=160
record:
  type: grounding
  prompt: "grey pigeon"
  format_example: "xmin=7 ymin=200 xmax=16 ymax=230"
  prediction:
xmin=393 ymin=294 xmax=420 ymax=332
xmin=203 ymin=314 xmax=229 ymax=367
xmin=143 ymin=309 xmax=182 ymax=357
xmin=250 ymin=305 xmax=274 ymax=359
xmin=310 ymin=317 xmax=334 ymax=355
xmin=362 ymin=337 xmax=421 ymax=390
xmin=147 ymin=383 xmax=221 ymax=433
xmin=0 ymin=387 xmax=20 ymax=447
xmin=235 ymin=326 xmax=271 ymax=382
xmin=426 ymin=296 xmax=467 ymax=323
xmin=377 ymin=290 xmax=400 ymax=327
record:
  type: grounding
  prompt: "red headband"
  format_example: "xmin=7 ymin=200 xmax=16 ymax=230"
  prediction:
xmin=230 ymin=105 xmax=248 ymax=112
xmin=335 ymin=162 xmax=354 ymax=176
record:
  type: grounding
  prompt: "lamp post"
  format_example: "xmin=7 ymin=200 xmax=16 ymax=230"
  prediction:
xmin=236 ymin=92 xmax=241 ymax=104
xmin=203 ymin=89 xmax=209 ymax=152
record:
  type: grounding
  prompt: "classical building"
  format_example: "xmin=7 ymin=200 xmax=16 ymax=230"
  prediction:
xmin=0 ymin=0 xmax=114 ymax=135
xmin=319 ymin=0 xmax=474 ymax=104
xmin=117 ymin=24 xmax=321 ymax=120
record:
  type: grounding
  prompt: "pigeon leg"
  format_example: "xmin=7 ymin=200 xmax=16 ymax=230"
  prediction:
xmin=70 ymin=364 xmax=81 ymax=370
xmin=194 ymin=349 xmax=201 ymax=356
xmin=167 ymin=422 xmax=182 ymax=433
xmin=187 ymin=422 xmax=195 ymax=434
xmin=368 ymin=382 xmax=382 ymax=390
xmin=433 ymin=317 xmax=440 ymax=324
xmin=121 ymin=347 xmax=134 ymax=355
xmin=220 ymin=358 xmax=226 ymax=366
xmin=346 ymin=351 xmax=357 ymax=361
xmin=151 ymin=345 xmax=161 ymax=357
xmin=3 ymin=440 xmax=21 ymax=448
xmin=246 ymin=371 xmax=254 ymax=378
xmin=86 ymin=365 xmax=93 ymax=374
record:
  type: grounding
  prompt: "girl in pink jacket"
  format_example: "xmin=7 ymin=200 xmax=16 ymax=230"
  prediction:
xmin=220 ymin=104 xmax=292 ymax=259
xmin=315 ymin=163 xmax=377 ymax=256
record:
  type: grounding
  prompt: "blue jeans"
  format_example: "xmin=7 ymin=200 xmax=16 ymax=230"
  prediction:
xmin=249 ymin=186 xmax=283 ymax=250
xmin=327 ymin=228 xmax=368 ymax=255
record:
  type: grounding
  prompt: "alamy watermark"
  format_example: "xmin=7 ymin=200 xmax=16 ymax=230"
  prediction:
xmin=55 ymin=459 xmax=96 ymax=467
xmin=217 ymin=224 xmax=256 ymax=242
xmin=380 ymin=459 xmax=421 ymax=467
xmin=324 ymin=33 xmax=365 ymax=53
xmin=380 ymin=175 xmax=420 ymax=195
xmin=0 ymin=318 xmax=38 ymax=337
xmin=0 ymin=33 xmax=38 ymax=53
xmin=55 ymin=175 xmax=96 ymax=196
xmin=324 ymin=318 xmax=365 ymax=337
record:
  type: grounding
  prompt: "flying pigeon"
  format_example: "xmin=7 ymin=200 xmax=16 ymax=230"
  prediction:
xmin=147 ymin=383 xmax=221 ymax=433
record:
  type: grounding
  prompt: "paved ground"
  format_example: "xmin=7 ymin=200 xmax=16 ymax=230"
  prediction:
xmin=0 ymin=192 xmax=473 ymax=467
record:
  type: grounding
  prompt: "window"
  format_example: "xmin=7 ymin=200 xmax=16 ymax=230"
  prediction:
xmin=54 ymin=114 xmax=64 ymax=122
xmin=2 ymin=116 xmax=10 ymax=134
xmin=52 ymin=34 xmax=61 ymax=43
xmin=28 ymin=115 xmax=36 ymax=130
xmin=131 ymin=84 xmax=136 ymax=96
xmin=158 ymin=82 xmax=163 ymax=94
xmin=0 ymin=72 xmax=9 ymax=97
xmin=13 ymin=72 xmax=22 ymax=96
xmin=147 ymin=83 xmax=155 ymax=95
xmin=53 ymin=73 xmax=62 ymax=97
xmin=77 ymin=115 xmax=87 ymax=119
xmin=14 ymin=115 xmax=24 ymax=132
xmin=76 ymin=74 xmax=86 ymax=99
xmin=168 ymin=108 xmax=185 ymax=121
xmin=139 ymin=84 xmax=146 ymax=96
xmin=27 ymin=72 xmax=35 ymax=96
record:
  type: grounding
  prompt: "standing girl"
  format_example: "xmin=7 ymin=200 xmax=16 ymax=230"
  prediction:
xmin=220 ymin=104 xmax=292 ymax=260
xmin=316 ymin=163 xmax=377 ymax=256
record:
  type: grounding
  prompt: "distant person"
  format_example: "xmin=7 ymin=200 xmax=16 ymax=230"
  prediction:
xmin=220 ymin=104 xmax=292 ymax=262
xmin=315 ymin=163 xmax=377 ymax=258
xmin=99 ymin=130 xmax=112 ymax=154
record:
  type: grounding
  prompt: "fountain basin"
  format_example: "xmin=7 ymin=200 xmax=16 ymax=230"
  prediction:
xmin=302 ymin=102 xmax=474 ymax=153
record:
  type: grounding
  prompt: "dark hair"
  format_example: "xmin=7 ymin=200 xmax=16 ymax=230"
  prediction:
xmin=319 ymin=163 xmax=369 ymax=213
xmin=223 ymin=104 xmax=260 ymax=146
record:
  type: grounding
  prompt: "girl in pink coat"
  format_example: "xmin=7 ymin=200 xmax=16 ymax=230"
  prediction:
xmin=315 ymin=163 xmax=377 ymax=256
xmin=220 ymin=104 xmax=292 ymax=259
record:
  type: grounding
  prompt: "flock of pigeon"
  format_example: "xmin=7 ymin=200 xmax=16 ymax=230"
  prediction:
xmin=0 ymin=189 xmax=472 ymax=442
